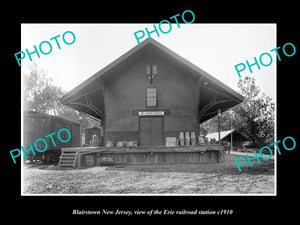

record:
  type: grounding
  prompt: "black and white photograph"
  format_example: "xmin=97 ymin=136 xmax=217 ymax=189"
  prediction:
xmin=4 ymin=5 xmax=299 ymax=221
xmin=20 ymin=24 xmax=276 ymax=195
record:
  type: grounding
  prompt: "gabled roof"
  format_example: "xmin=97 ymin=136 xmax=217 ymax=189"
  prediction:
xmin=206 ymin=129 xmax=250 ymax=141
xmin=61 ymin=38 xmax=243 ymax=103
xmin=60 ymin=38 xmax=243 ymax=122
xmin=206 ymin=129 xmax=235 ymax=141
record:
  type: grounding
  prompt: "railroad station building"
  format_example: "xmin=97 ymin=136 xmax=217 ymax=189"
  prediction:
xmin=60 ymin=38 xmax=243 ymax=167
xmin=59 ymin=39 xmax=243 ymax=168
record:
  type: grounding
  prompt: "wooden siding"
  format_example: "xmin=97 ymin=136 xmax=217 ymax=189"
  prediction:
xmin=103 ymin=50 xmax=199 ymax=145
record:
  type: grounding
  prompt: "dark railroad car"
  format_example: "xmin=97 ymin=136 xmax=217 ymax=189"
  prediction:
xmin=23 ymin=111 xmax=81 ymax=163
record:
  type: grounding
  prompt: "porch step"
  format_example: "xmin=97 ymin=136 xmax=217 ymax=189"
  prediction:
xmin=58 ymin=151 xmax=77 ymax=168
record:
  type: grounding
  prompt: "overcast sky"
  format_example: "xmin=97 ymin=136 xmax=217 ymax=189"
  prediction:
xmin=21 ymin=23 xmax=276 ymax=101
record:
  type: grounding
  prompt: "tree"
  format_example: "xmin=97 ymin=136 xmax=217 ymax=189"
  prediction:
xmin=233 ymin=77 xmax=274 ymax=147
xmin=200 ymin=112 xmax=231 ymax=135
xmin=200 ymin=76 xmax=275 ymax=148
xmin=23 ymin=62 xmax=101 ymax=129
xmin=23 ymin=62 xmax=56 ymax=113
xmin=234 ymin=77 xmax=275 ymax=147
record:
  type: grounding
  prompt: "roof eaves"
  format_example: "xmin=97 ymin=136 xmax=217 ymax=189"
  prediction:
xmin=61 ymin=38 xmax=152 ymax=103
xmin=61 ymin=38 xmax=243 ymax=104
xmin=148 ymin=39 xmax=244 ymax=102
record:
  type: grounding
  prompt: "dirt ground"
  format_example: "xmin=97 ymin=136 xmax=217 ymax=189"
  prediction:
xmin=22 ymin=154 xmax=275 ymax=195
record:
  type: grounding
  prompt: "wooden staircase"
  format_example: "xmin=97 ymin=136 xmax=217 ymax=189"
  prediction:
xmin=58 ymin=150 xmax=77 ymax=168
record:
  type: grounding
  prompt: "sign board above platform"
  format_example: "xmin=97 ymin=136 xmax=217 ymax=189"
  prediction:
xmin=138 ymin=111 xmax=164 ymax=116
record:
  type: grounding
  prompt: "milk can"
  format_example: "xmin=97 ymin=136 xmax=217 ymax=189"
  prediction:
xmin=179 ymin=132 xmax=184 ymax=146
xmin=185 ymin=132 xmax=190 ymax=146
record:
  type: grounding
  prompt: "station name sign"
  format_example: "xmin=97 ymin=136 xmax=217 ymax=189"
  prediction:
xmin=138 ymin=111 xmax=164 ymax=116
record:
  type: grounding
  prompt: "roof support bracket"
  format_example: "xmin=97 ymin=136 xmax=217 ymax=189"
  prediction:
xmin=68 ymin=96 xmax=105 ymax=121
xmin=198 ymin=91 xmax=233 ymax=123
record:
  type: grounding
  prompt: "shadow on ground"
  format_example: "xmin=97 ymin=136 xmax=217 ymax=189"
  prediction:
xmin=25 ymin=154 xmax=274 ymax=175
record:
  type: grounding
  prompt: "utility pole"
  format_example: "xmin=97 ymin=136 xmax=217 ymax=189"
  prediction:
xmin=218 ymin=109 xmax=221 ymax=145
xmin=229 ymin=110 xmax=234 ymax=152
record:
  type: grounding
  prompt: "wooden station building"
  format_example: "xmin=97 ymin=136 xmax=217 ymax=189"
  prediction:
xmin=60 ymin=39 xmax=243 ymax=168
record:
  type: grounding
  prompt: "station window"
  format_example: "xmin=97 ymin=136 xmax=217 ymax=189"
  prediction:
xmin=146 ymin=88 xmax=157 ymax=107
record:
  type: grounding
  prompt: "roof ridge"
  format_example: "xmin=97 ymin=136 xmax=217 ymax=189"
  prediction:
xmin=61 ymin=39 xmax=243 ymax=103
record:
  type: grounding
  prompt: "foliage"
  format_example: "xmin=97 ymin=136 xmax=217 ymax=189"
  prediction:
xmin=200 ymin=76 xmax=275 ymax=147
xmin=23 ymin=62 xmax=101 ymax=129
xmin=234 ymin=77 xmax=274 ymax=147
